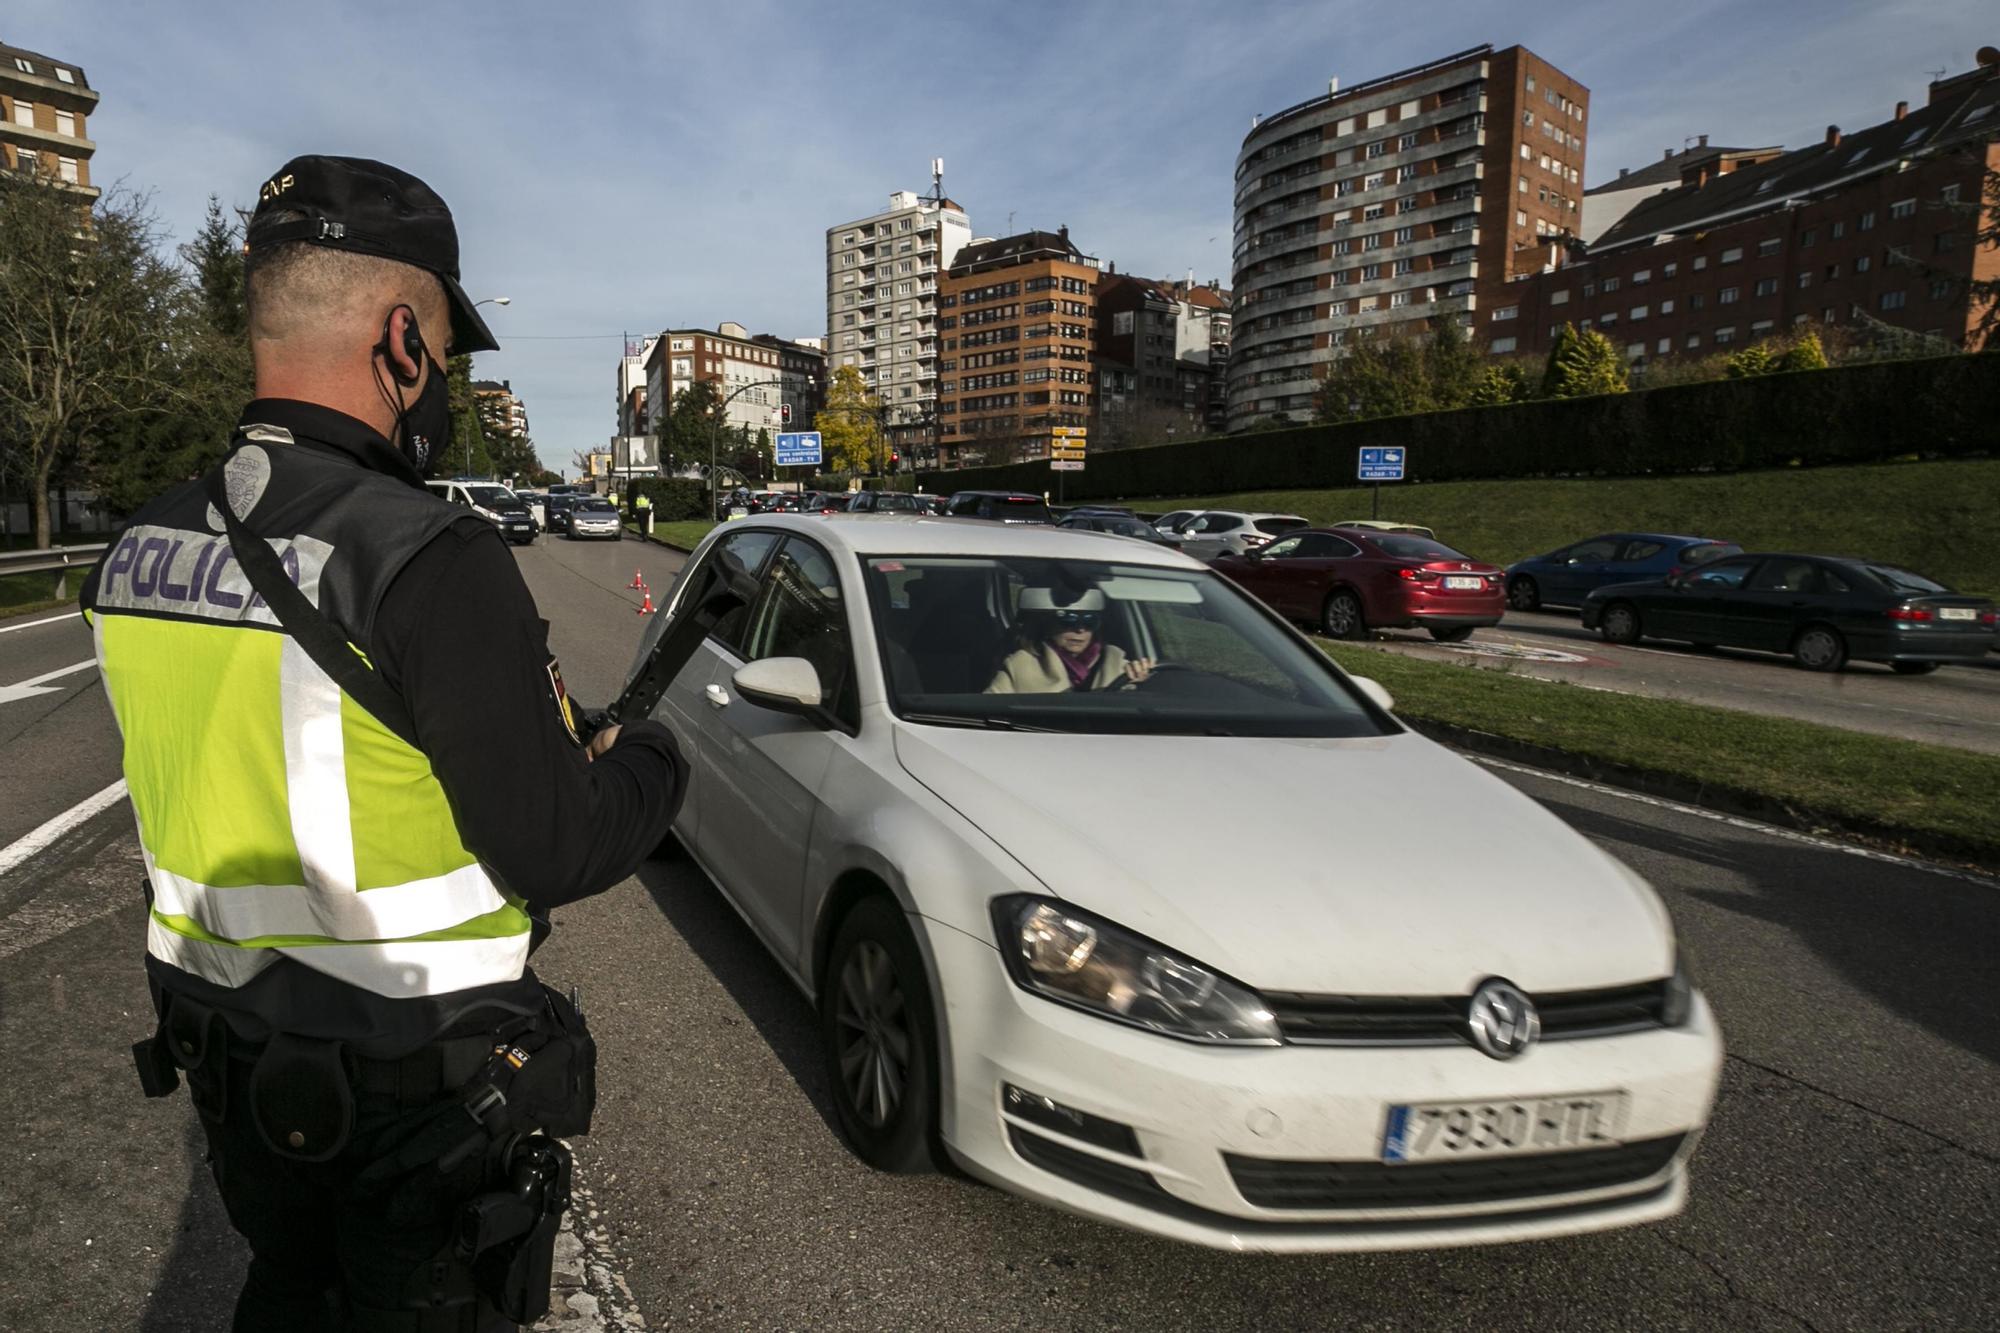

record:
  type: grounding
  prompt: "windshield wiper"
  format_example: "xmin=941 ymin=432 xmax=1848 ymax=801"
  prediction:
xmin=900 ymin=712 xmax=1062 ymax=733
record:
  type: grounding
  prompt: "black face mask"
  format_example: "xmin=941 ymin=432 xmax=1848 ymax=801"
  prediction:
xmin=394 ymin=355 xmax=451 ymax=477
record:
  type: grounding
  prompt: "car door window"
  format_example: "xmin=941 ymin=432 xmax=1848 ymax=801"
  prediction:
xmin=1820 ymin=567 xmax=1853 ymax=595
xmin=1299 ymin=534 xmax=1360 ymax=559
xmin=1260 ymin=535 xmax=1306 ymax=559
xmin=1745 ymin=559 xmax=1818 ymax=593
xmin=1692 ymin=560 xmax=1755 ymax=589
xmin=1620 ymin=540 xmax=1665 ymax=562
xmin=700 ymin=530 xmax=783 ymax=652
xmin=1567 ymin=538 xmax=1620 ymax=563
xmin=740 ymin=537 xmax=857 ymax=728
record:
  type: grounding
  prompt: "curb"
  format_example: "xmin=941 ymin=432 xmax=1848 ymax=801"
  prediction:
xmin=1401 ymin=714 xmax=2000 ymax=874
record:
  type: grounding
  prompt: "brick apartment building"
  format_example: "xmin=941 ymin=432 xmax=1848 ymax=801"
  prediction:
xmin=471 ymin=379 xmax=528 ymax=448
xmin=0 ymin=37 xmax=97 ymax=198
xmin=937 ymin=228 xmax=1100 ymax=466
xmin=1229 ymin=43 xmax=1590 ymax=426
xmin=1488 ymin=52 xmax=2000 ymax=366
xmin=643 ymin=322 xmax=789 ymax=445
xmin=750 ymin=333 xmax=827 ymax=433
xmin=1094 ymin=272 xmax=1232 ymax=447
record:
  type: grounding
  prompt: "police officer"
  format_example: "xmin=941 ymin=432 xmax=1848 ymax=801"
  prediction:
xmin=84 ymin=156 xmax=684 ymax=1330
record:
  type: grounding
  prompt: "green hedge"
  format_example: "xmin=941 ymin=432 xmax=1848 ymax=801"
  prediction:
xmin=917 ymin=352 xmax=2000 ymax=501
xmin=625 ymin=477 xmax=710 ymax=521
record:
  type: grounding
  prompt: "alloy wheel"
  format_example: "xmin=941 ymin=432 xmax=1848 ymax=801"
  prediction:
xmin=834 ymin=940 xmax=911 ymax=1129
xmin=1324 ymin=591 xmax=1364 ymax=640
xmin=1602 ymin=605 xmax=1639 ymax=644
xmin=1794 ymin=627 xmax=1846 ymax=672
xmin=1508 ymin=577 xmax=1540 ymax=611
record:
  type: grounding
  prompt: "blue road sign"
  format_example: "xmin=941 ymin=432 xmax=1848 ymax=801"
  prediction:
xmin=776 ymin=431 xmax=823 ymax=467
xmin=1358 ymin=446 xmax=1406 ymax=482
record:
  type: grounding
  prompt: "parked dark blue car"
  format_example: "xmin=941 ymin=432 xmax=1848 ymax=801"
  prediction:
xmin=1505 ymin=532 xmax=1741 ymax=611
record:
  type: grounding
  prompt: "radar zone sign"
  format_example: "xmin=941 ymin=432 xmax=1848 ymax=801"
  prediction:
xmin=1358 ymin=447 xmax=1405 ymax=481
xmin=776 ymin=432 xmax=823 ymax=467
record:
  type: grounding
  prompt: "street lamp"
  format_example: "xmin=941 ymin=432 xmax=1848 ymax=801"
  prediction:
xmin=474 ymin=296 xmax=511 ymax=308
xmin=710 ymin=379 xmax=786 ymax=517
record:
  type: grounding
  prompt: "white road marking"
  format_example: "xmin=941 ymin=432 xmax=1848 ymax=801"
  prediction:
xmin=0 ymin=657 xmax=98 ymax=705
xmin=1469 ymin=753 xmax=2000 ymax=889
xmin=0 ymin=612 xmax=79 ymax=636
xmin=0 ymin=778 xmax=128 ymax=880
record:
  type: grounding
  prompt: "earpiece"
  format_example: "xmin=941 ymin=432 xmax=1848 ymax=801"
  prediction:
xmin=377 ymin=305 xmax=424 ymax=387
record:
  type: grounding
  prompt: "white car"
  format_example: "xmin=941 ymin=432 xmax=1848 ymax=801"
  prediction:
xmin=630 ymin=515 xmax=1722 ymax=1253
xmin=1177 ymin=510 xmax=1309 ymax=562
xmin=565 ymin=497 xmax=623 ymax=540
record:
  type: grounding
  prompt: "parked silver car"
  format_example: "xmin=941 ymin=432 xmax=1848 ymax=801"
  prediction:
xmin=1176 ymin=510 xmax=1309 ymax=561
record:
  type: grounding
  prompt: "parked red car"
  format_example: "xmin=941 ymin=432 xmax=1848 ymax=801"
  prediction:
xmin=1212 ymin=527 xmax=1507 ymax=641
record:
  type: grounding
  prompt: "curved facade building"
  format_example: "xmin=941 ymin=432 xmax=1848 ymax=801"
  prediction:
xmin=1228 ymin=44 xmax=1589 ymax=428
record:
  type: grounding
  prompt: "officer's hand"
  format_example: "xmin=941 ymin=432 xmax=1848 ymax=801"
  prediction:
xmin=586 ymin=725 xmax=622 ymax=761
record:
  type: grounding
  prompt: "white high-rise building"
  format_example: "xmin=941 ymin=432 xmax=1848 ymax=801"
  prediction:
xmin=825 ymin=173 xmax=972 ymax=459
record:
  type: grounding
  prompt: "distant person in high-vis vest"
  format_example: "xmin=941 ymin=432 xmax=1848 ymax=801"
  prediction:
xmin=82 ymin=156 xmax=686 ymax=1332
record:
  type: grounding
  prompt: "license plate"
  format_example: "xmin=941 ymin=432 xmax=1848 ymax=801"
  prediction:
xmin=1382 ymin=1091 xmax=1629 ymax=1163
xmin=1443 ymin=576 xmax=1484 ymax=590
xmin=1938 ymin=607 xmax=1977 ymax=621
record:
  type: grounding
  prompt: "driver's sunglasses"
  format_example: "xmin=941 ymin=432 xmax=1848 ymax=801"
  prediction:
xmin=1052 ymin=610 xmax=1101 ymax=628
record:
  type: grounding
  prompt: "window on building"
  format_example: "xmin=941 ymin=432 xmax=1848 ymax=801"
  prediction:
xmin=1526 ymin=74 xmax=1537 ymax=91
xmin=1659 ymin=298 xmax=1675 ymax=315
xmin=1394 ymin=226 xmax=1414 ymax=244
xmin=1757 ymin=238 xmax=1781 ymax=256
xmin=1550 ymin=289 xmax=1570 ymax=306
xmin=1492 ymin=306 xmax=1518 ymax=321
xmin=1686 ymin=333 xmax=1702 ymax=350
xmin=1602 ymin=276 xmax=1621 ymax=292
xmin=1858 ymin=210 xmax=1875 ymax=231
xmin=1390 ymin=290 xmax=1412 ymax=307
xmin=1690 ymin=293 xmax=1706 ymax=310
xmin=1692 ymin=256 xmax=1707 ymax=271
xmin=57 ymin=156 xmax=78 ymax=184
xmin=1754 ymin=277 xmax=1778 ymax=296
xmin=1329 ymin=300 xmax=1349 ymax=317
xmin=1929 ymin=278 xmax=1953 ymax=301
xmin=1941 ymin=184 xmax=1962 ymax=204
xmin=1599 ymin=312 xmax=1618 ymax=327
xmin=1662 ymin=261 xmax=1678 ymax=278
xmin=1657 ymin=338 xmax=1671 ymax=355
xmin=1879 ymin=290 xmax=1906 ymax=311
xmin=1367 ymin=140 xmax=1386 ymax=158
xmin=1800 ymin=229 xmax=1817 ymax=248
xmin=54 ymin=67 xmax=75 ymax=85
xmin=1750 ymin=320 xmax=1774 ymax=335
xmin=1365 ymin=172 xmax=1385 ymax=190
xmin=1393 ymin=257 xmax=1413 ymax=275
xmin=1516 ymin=210 xmax=1527 ymax=227
xmin=1719 ymin=286 xmax=1739 ymax=304
xmin=1934 ymin=231 xmax=1959 ymax=254
xmin=10 ymin=99 xmax=30 ymax=127
xmin=1715 ymin=326 xmax=1736 ymax=345
xmin=1889 ymin=198 xmax=1916 ymax=220
xmin=1854 ymin=255 xmax=1871 ymax=273
xmin=1720 ymin=247 xmax=1743 ymax=264
xmin=1630 ymin=305 xmax=1648 ymax=320
xmin=1364 ymin=232 xmax=1383 ymax=251
xmin=1519 ymin=175 xmax=1528 ymax=193
xmin=1797 ymin=272 xmax=1812 ymax=289
xmin=1398 ymin=196 xmax=1418 ymax=214
xmin=1520 ymin=144 xmax=1531 ymax=160
xmin=11 ymin=58 xmax=31 ymax=74
xmin=1400 ymin=133 xmax=1418 ymax=151
xmin=1523 ymin=109 xmax=1533 ymax=125
xmin=1632 ymin=269 xmax=1651 ymax=285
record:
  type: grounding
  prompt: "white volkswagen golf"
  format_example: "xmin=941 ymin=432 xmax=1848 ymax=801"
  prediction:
xmin=629 ymin=514 xmax=1722 ymax=1253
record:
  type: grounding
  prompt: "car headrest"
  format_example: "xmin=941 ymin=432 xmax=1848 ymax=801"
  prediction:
xmin=1020 ymin=587 xmax=1105 ymax=612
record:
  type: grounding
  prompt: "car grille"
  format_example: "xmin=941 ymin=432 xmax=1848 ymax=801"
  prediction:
xmin=1227 ymin=1134 xmax=1686 ymax=1211
xmin=1264 ymin=980 xmax=1670 ymax=1046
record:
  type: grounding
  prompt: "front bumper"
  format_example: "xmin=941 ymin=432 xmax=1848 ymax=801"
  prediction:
xmin=569 ymin=522 xmax=620 ymax=539
xmin=926 ymin=923 xmax=1722 ymax=1253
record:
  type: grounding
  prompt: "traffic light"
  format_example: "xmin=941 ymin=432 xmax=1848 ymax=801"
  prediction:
xmin=889 ymin=451 xmax=900 ymax=472
xmin=780 ymin=403 xmax=792 ymax=425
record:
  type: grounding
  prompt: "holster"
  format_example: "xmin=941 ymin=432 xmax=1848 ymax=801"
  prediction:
xmin=132 ymin=993 xmax=229 ymax=1123
xmin=248 ymin=1032 xmax=355 ymax=1162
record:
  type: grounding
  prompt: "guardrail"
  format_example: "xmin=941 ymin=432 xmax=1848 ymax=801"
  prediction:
xmin=1 ymin=542 xmax=109 ymax=601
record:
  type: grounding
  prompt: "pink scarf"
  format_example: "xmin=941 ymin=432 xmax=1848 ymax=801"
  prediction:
xmin=1053 ymin=641 xmax=1102 ymax=688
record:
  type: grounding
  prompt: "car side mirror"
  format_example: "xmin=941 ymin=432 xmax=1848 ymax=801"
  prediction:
xmin=733 ymin=657 xmax=825 ymax=719
xmin=1350 ymin=676 xmax=1395 ymax=713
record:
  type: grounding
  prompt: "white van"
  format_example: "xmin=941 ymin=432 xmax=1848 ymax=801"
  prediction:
xmin=425 ymin=480 xmax=538 ymax=546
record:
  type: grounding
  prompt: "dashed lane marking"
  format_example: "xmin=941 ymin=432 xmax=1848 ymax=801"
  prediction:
xmin=0 ymin=612 xmax=79 ymax=636
xmin=0 ymin=778 xmax=128 ymax=881
xmin=1469 ymin=753 xmax=2000 ymax=889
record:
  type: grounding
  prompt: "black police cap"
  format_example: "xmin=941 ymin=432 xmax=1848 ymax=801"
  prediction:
xmin=246 ymin=155 xmax=499 ymax=354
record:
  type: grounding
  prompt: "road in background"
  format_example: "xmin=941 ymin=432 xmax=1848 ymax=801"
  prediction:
xmin=0 ymin=612 xmax=117 ymax=847
xmin=3 ymin=529 xmax=1994 ymax=1331
xmin=1351 ymin=608 xmax=2000 ymax=754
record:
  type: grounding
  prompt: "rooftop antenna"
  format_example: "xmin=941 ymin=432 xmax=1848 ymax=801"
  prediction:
xmin=1007 ymin=210 xmax=1016 ymax=233
xmin=923 ymin=157 xmax=945 ymax=204
xmin=1925 ymin=66 xmax=1947 ymax=81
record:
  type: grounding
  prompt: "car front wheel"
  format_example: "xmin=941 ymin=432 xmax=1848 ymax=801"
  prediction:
xmin=821 ymin=896 xmax=942 ymax=1173
xmin=1322 ymin=590 xmax=1366 ymax=640
xmin=1507 ymin=576 xmax=1541 ymax=611
xmin=1793 ymin=625 xmax=1848 ymax=673
xmin=1600 ymin=602 xmax=1642 ymax=645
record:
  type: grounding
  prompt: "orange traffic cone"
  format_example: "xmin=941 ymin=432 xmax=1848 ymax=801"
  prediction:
xmin=628 ymin=568 xmax=645 ymax=589
xmin=635 ymin=587 xmax=654 ymax=615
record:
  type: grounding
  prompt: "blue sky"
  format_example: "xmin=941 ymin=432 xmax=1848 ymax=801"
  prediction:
xmin=17 ymin=0 xmax=1995 ymax=468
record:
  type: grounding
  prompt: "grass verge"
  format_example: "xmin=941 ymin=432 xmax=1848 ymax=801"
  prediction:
xmin=2 ymin=570 xmax=78 ymax=616
xmin=1136 ymin=458 xmax=2000 ymax=596
xmin=1321 ymin=639 xmax=2000 ymax=865
xmin=637 ymin=520 xmax=719 ymax=551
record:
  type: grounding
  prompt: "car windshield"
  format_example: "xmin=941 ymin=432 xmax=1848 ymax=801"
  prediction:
xmin=861 ymin=556 xmax=1388 ymax=738
xmin=1679 ymin=542 xmax=1740 ymax=564
xmin=1374 ymin=535 xmax=1470 ymax=560
xmin=875 ymin=493 xmax=927 ymax=511
xmin=467 ymin=486 xmax=518 ymax=507
xmin=1861 ymin=564 xmax=1949 ymax=594
xmin=577 ymin=498 xmax=616 ymax=512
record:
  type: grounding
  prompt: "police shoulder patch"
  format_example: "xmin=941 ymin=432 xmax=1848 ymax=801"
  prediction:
xmin=545 ymin=657 xmax=582 ymax=746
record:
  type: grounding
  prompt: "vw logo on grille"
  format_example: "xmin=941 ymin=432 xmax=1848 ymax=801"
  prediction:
xmin=1467 ymin=979 xmax=1540 ymax=1060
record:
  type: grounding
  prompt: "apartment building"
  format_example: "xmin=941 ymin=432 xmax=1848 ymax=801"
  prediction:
xmin=1230 ymin=43 xmax=1589 ymax=426
xmin=750 ymin=333 xmax=827 ymax=430
xmin=1492 ymin=51 xmax=2000 ymax=365
xmin=937 ymin=228 xmax=1099 ymax=466
xmin=1580 ymin=137 xmax=1782 ymax=244
xmin=472 ymin=379 xmax=528 ymax=448
xmin=0 ymin=37 xmax=97 ymax=198
xmin=1094 ymin=273 xmax=1231 ymax=446
xmin=643 ymin=322 xmax=788 ymax=443
xmin=825 ymin=185 xmax=974 ymax=460
xmin=616 ymin=335 xmax=658 ymax=438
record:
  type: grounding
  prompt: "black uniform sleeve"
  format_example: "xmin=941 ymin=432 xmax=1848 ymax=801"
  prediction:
xmin=370 ymin=524 xmax=684 ymax=913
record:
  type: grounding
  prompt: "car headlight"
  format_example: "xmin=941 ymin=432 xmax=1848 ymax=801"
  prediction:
xmin=1661 ymin=949 xmax=1695 ymax=1028
xmin=991 ymin=896 xmax=1280 ymax=1044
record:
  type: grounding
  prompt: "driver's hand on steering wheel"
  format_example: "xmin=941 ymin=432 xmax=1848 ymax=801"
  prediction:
xmin=1123 ymin=657 xmax=1156 ymax=685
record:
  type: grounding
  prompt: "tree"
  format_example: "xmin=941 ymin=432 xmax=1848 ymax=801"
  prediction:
xmin=1541 ymin=323 xmax=1628 ymax=398
xmin=1421 ymin=315 xmax=1483 ymax=409
xmin=1723 ymin=342 xmax=1777 ymax=379
xmin=1775 ymin=329 xmax=1830 ymax=372
xmin=663 ymin=380 xmax=723 ymax=475
xmin=0 ymin=172 xmax=187 ymax=547
xmin=1467 ymin=362 xmax=1535 ymax=406
xmin=813 ymin=365 xmax=883 ymax=474
xmin=1312 ymin=317 xmax=1487 ymax=424
xmin=445 ymin=353 xmax=492 ymax=477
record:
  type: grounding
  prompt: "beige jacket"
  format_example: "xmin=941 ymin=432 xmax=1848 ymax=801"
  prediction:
xmin=985 ymin=641 xmax=1132 ymax=694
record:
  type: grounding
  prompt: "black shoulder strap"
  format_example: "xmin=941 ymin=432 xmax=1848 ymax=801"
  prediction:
xmin=203 ymin=451 xmax=422 ymax=749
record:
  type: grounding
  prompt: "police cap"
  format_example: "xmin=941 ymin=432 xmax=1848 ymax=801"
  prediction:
xmin=246 ymin=155 xmax=499 ymax=354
